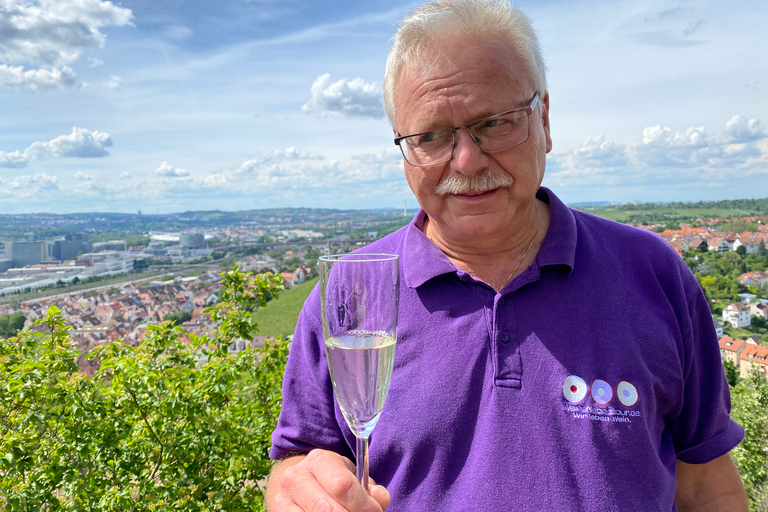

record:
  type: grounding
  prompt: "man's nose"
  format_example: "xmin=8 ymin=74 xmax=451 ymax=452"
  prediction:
xmin=450 ymin=128 xmax=489 ymax=175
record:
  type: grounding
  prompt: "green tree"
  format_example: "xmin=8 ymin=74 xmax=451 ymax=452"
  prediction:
xmin=164 ymin=310 xmax=193 ymax=326
xmin=0 ymin=269 xmax=286 ymax=510
xmin=723 ymin=360 xmax=740 ymax=387
xmin=730 ymin=369 xmax=768 ymax=508
xmin=0 ymin=311 xmax=26 ymax=337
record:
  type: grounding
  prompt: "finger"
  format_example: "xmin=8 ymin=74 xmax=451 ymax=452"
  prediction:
xmin=314 ymin=467 xmax=378 ymax=512
xmin=280 ymin=461 xmax=349 ymax=512
xmin=306 ymin=451 xmax=383 ymax=512
xmin=370 ymin=484 xmax=391 ymax=510
xmin=267 ymin=498 xmax=306 ymax=512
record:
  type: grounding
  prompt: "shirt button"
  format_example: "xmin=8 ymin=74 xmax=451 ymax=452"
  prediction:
xmin=498 ymin=298 xmax=505 ymax=306
xmin=500 ymin=330 xmax=510 ymax=343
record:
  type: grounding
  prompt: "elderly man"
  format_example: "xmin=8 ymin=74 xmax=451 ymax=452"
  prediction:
xmin=266 ymin=0 xmax=747 ymax=510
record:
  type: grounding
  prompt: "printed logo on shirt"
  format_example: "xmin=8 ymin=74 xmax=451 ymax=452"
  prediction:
xmin=562 ymin=375 xmax=641 ymax=424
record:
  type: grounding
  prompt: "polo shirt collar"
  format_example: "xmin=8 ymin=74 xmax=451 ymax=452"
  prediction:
xmin=536 ymin=186 xmax=577 ymax=272
xmin=402 ymin=186 xmax=577 ymax=289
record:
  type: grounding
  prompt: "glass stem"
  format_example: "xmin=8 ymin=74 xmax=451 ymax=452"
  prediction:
xmin=356 ymin=436 xmax=369 ymax=492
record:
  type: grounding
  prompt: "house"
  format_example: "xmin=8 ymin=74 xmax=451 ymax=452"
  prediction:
xmin=739 ymin=344 xmax=768 ymax=379
xmin=723 ymin=302 xmax=751 ymax=328
xmin=719 ymin=336 xmax=746 ymax=368
xmin=733 ymin=238 xmax=761 ymax=254
xmin=687 ymin=236 xmax=708 ymax=252
xmin=280 ymin=271 xmax=296 ymax=287
xmin=707 ymin=238 xmax=731 ymax=253
xmin=738 ymin=270 xmax=768 ymax=288
xmin=713 ymin=317 xmax=724 ymax=338
xmin=751 ymin=302 xmax=768 ymax=320
xmin=738 ymin=293 xmax=757 ymax=304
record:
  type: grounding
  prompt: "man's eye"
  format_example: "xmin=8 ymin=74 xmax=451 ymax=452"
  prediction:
xmin=411 ymin=131 xmax=449 ymax=147
xmin=483 ymin=118 xmax=505 ymax=128
xmin=417 ymin=132 xmax=435 ymax=144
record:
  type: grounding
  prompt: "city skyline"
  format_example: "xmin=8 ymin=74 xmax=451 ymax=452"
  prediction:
xmin=0 ymin=0 xmax=766 ymax=214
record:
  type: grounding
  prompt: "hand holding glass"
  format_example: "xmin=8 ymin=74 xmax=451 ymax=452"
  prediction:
xmin=319 ymin=254 xmax=399 ymax=492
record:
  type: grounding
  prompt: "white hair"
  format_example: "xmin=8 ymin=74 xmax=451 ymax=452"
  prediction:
xmin=383 ymin=0 xmax=547 ymax=128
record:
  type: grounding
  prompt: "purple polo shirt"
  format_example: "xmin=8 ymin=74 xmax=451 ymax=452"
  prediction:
xmin=270 ymin=187 xmax=743 ymax=511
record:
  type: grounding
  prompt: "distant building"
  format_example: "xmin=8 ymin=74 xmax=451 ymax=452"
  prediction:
xmin=738 ymin=293 xmax=758 ymax=304
xmin=53 ymin=233 xmax=93 ymax=261
xmin=734 ymin=238 xmax=761 ymax=254
xmin=723 ymin=302 xmax=751 ymax=328
xmin=707 ymin=238 xmax=731 ymax=254
xmin=92 ymin=241 xmax=127 ymax=252
xmin=0 ymin=259 xmax=13 ymax=273
xmin=713 ymin=316 xmax=724 ymax=339
xmin=738 ymin=270 xmax=768 ymax=288
xmin=180 ymin=233 xmax=205 ymax=249
xmin=9 ymin=240 xmax=46 ymax=266
xmin=719 ymin=336 xmax=746 ymax=368
xmin=751 ymin=302 xmax=768 ymax=320
xmin=740 ymin=344 xmax=768 ymax=380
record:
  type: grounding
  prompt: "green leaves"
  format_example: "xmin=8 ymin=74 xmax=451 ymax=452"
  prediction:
xmin=729 ymin=368 xmax=768 ymax=510
xmin=0 ymin=269 xmax=290 ymax=511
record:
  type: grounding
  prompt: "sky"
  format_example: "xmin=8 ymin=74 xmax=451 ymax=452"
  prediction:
xmin=0 ymin=0 xmax=766 ymax=214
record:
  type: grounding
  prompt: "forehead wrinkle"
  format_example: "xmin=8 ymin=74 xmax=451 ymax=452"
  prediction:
xmin=394 ymin=37 xmax=533 ymax=133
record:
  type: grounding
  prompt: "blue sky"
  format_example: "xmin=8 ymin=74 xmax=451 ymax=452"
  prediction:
xmin=0 ymin=0 xmax=766 ymax=214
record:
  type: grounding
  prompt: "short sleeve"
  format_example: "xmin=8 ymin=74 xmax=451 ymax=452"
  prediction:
xmin=269 ymin=285 xmax=354 ymax=461
xmin=668 ymin=273 xmax=744 ymax=464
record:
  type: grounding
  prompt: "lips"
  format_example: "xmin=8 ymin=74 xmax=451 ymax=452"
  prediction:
xmin=455 ymin=189 xmax=496 ymax=197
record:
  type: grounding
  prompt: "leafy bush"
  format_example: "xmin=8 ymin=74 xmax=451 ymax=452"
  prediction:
xmin=0 ymin=269 xmax=287 ymax=511
xmin=0 ymin=312 xmax=26 ymax=337
xmin=730 ymin=369 xmax=768 ymax=510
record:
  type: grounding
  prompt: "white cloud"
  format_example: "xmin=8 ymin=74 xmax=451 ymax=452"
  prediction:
xmin=104 ymin=75 xmax=122 ymax=90
xmin=0 ymin=64 xmax=76 ymax=91
xmin=302 ymin=73 xmax=384 ymax=118
xmin=155 ymin=161 xmax=189 ymax=177
xmin=634 ymin=116 xmax=765 ymax=168
xmin=0 ymin=127 xmax=112 ymax=168
xmin=164 ymin=25 xmax=193 ymax=40
xmin=572 ymin=135 xmax=628 ymax=167
xmin=270 ymin=146 xmax=324 ymax=161
xmin=635 ymin=125 xmax=711 ymax=167
xmin=74 ymin=171 xmax=93 ymax=180
xmin=724 ymin=115 xmax=766 ymax=143
xmin=28 ymin=127 xmax=113 ymax=158
xmin=0 ymin=0 xmax=133 ymax=90
xmin=545 ymin=114 xmax=768 ymax=194
xmin=7 ymin=173 xmax=59 ymax=190
xmin=87 ymin=57 xmax=104 ymax=67
xmin=351 ymin=147 xmax=401 ymax=165
xmin=118 ymin=171 xmax=130 ymax=179
xmin=0 ymin=149 xmax=28 ymax=168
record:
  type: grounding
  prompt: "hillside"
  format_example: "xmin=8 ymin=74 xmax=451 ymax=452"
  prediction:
xmin=252 ymin=277 xmax=319 ymax=337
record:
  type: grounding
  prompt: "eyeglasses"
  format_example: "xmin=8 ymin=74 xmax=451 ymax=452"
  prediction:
xmin=394 ymin=92 xmax=539 ymax=167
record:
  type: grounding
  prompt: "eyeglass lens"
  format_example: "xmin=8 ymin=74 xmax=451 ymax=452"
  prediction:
xmin=400 ymin=108 xmax=531 ymax=166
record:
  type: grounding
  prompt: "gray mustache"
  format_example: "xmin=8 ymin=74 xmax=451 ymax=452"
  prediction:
xmin=435 ymin=170 xmax=514 ymax=195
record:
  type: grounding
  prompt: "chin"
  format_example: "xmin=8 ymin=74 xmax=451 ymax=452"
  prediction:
xmin=448 ymin=215 xmax=505 ymax=239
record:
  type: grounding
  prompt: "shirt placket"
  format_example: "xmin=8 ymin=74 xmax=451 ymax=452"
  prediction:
xmin=493 ymin=294 xmax=522 ymax=388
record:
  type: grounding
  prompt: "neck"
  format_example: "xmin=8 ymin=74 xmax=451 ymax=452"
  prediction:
xmin=424 ymin=200 xmax=548 ymax=291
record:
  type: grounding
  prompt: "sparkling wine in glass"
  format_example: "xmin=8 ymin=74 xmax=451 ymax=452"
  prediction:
xmin=319 ymin=253 xmax=399 ymax=492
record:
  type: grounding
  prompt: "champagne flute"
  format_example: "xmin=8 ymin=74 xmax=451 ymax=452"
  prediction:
xmin=319 ymin=253 xmax=399 ymax=492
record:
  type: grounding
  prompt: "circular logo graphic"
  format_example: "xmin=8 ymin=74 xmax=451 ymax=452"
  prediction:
xmin=563 ymin=375 xmax=588 ymax=403
xmin=617 ymin=381 xmax=639 ymax=407
xmin=591 ymin=379 xmax=613 ymax=405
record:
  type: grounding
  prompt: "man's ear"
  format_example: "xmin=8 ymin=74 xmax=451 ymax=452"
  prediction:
xmin=541 ymin=92 xmax=552 ymax=154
